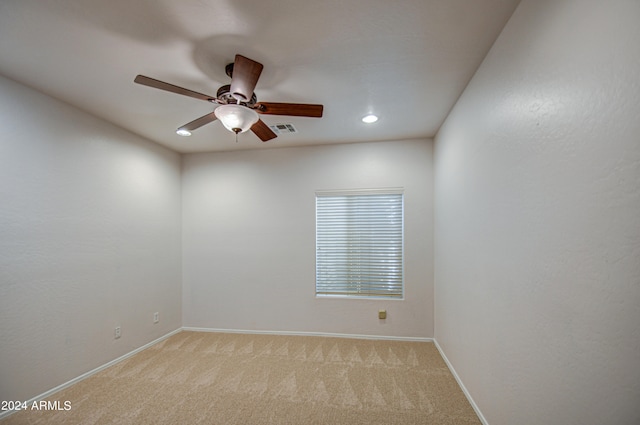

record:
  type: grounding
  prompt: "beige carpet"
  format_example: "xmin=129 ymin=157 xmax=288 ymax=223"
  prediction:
xmin=2 ymin=331 xmax=480 ymax=424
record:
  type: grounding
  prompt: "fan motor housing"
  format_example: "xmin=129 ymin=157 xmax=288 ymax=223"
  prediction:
xmin=216 ymin=84 xmax=257 ymax=107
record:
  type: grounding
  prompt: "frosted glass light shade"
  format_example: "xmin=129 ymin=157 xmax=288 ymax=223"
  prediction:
xmin=214 ymin=104 xmax=259 ymax=134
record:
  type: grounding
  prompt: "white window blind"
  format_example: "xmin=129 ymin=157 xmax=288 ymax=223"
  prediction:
xmin=316 ymin=189 xmax=404 ymax=298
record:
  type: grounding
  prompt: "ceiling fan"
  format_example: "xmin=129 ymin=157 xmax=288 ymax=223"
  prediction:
xmin=134 ymin=54 xmax=323 ymax=142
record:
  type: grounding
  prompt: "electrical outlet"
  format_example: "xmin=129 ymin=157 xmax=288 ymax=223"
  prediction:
xmin=153 ymin=312 xmax=159 ymax=324
xmin=378 ymin=310 xmax=387 ymax=320
xmin=114 ymin=326 xmax=121 ymax=339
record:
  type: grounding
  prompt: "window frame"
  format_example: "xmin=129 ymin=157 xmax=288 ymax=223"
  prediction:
xmin=315 ymin=188 xmax=405 ymax=299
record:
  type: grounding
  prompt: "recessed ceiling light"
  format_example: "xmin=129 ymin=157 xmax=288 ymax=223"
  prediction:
xmin=176 ymin=128 xmax=192 ymax=136
xmin=362 ymin=114 xmax=378 ymax=124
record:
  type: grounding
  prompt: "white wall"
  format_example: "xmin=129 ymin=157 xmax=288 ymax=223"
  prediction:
xmin=434 ymin=1 xmax=640 ymax=424
xmin=0 ymin=75 xmax=182 ymax=402
xmin=182 ymin=139 xmax=433 ymax=338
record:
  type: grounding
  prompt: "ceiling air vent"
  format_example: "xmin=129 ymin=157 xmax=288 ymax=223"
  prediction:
xmin=269 ymin=123 xmax=298 ymax=134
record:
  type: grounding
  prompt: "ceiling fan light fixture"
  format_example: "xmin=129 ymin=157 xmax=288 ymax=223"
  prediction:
xmin=362 ymin=114 xmax=379 ymax=124
xmin=134 ymin=54 xmax=323 ymax=142
xmin=214 ymin=104 xmax=259 ymax=134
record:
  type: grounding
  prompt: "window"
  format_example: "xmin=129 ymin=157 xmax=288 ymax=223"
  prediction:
xmin=315 ymin=189 xmax=404 ymax=298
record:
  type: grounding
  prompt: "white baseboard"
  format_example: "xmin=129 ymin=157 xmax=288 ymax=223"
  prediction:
xmin=182 ymin=326 xmax=433 ymax=342
xmin=433 ymin=339 xmax=488 ymax=425
xmin=0 ymin=328 xmax=182 ymax=420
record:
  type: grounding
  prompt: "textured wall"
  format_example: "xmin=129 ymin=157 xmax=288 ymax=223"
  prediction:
xmin=182 ymin=139 xmax=433 ymax=338
xmin=434 ymin=1 xmax=640 ymax=424
xmin=0 ymin=75 xmax=182 ymax=402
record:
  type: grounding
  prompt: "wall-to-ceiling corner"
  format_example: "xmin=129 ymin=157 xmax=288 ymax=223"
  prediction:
xmin=0 ymin=75 xmax=183 ymax=403
xmin=434 ymin=1 xmax=640 ymax=424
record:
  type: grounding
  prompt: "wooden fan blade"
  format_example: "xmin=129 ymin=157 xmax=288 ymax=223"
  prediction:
xmin=229 ymin=55 xmax=263 ymax=102
xmin=178 ymin=112 xmax=218 ymax=132
xmin=134 ymin=75 xmax=216 ymax=102
xmin=251 ymin=119 xmax=277 ymax=142
xmin=256 ymin=102 xmax=323 ymax=117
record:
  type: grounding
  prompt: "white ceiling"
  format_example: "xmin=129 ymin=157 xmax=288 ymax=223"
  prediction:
xmin=0 ymin=0 xmax=520 ymax=153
